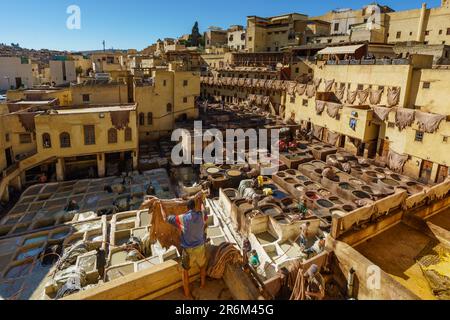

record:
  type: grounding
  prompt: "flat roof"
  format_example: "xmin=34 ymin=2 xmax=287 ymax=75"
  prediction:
xmin=318 ymin=44 xmax=366 ymax=55
xmin=44 ymin=104 xmax=136 ymax=115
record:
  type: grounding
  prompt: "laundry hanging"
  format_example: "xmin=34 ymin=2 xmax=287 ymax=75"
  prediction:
xmin=349 ymin=118 xmax=357 ymax=131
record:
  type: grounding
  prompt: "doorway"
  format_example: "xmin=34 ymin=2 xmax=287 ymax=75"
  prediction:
xmin=15 ymin=77 xmax=22 ymax=89
xmin=436 ymin=165 xmax=449 ymax=184
xmin=5 ymin=147 xmax=13 ymax=167
xmin=419 ymin=160 xmax=433 ymax=184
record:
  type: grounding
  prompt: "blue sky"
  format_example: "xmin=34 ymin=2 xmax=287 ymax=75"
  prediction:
xmin=0 ymin=0 xmax=442 ymax=51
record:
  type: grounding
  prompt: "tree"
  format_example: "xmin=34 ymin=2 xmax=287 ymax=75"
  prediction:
xmin=190 ymin=22 xmax=201 ymax=47
xmin=75 ymin=66 xmax=83 ymax=76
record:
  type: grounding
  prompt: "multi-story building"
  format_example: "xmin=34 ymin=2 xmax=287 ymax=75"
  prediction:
xmin=246 ymin=13 xmax=308 ymax=53
xmin=135 ymin=62 xmax=200 ymax=141
xmin=91 ymin=52 xmax=126 ymax=73
xmin=227 ymin=25 xmax=246 ymax=52
xmin=49 ymin=58 xmax=77 ymax=86
xmin=204 ymin=27 xmax=228 ymax=49
xmin=0 ymin=57 xmax=36 ymax=91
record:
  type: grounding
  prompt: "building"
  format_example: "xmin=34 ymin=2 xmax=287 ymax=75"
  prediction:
xmin=227 ymin=25 xmax=246 ymax=52
xmin=70 ymin=79 xmax=132 ymax=106
xmin=135 ymin=63 xmax=200 ymax=141
xmin=204 ymin=27 xmax=228 ymax=49
xmin=0 ymin=57 xmax=36 ymax=91
xmin=91 ymin=52 xmax=126 ymax=73
xmin=246 ymin=13 xmax=308 ymax=53
xmin=49 ymin=59 xmax=77 ymax=86
xmin=6 ymin=87 xmax=73 ymax=106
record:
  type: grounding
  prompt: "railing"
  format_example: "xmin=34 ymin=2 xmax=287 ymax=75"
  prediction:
xmin=326 ymin=58 xmax=410 ymax=66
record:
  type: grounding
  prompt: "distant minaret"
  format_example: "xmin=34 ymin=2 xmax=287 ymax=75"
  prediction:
xmin=102 ymin=40 xmax=106 ymax=52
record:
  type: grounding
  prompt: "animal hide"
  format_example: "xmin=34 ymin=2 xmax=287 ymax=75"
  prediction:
xmin=373 ymin=106 xmax=391 ymax=121
xmin=326 ymin=102 xmax=342 ymax=119
xmin=142 ymin=193 xmax=204 ymax=251
xmin=296 ymin=84 xmax=307 ymax=95
xmin=369 ymin=89 xmax=384 ymax=105
xmin=327 ymin=131 xmax=341 ymax=146
xmin=324 ymin=79 xmax=335 ymax=92
xmin=347 ymin=90 xmax=357 ymax=104
xmin=18 ymin=113 xmax=36 ymax=132
xmin=238 ymin=78 xmax=246 ymax=86
xmin=388 ymin=149 xmax=409 ymax=172
xmin=265 ymin=79 xmax=274 ymax=90
xmin=415 ymin=111 xmax=447 ymax=133
xmin=312 ymin=125 xmax=324 ymax=140
xmin=287 ymin=81 xmax=297 ymax=95
xmin=395 ymin=108 xmax=415 ymax=131
xmin=110 ymin=110 xmax=130 ymax=130
xmin=231 ymin=78 xmax=239 ymax=86
xmin=335 ymin=87 xmax=345 ymax=101
xmin=306 ymin=84 xmax=316 ymax=98
xmin=387 ymin=87 xmax=401 ymax=106
xmin=315 ymin=100 xmax=326 ymax=115
xmin=357 ymin=88 xmax=370 ymax=104
xmin=313 ymin=78 xmax=322 ymax=89
xmin=207 ymin=243 xmax=242 ymax=279
xmin=257 ymin=79 xmax=266 ymax=88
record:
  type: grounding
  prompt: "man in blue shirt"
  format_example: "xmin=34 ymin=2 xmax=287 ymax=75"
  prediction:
xmin=168 ymin=199 xmax=207 ymax=299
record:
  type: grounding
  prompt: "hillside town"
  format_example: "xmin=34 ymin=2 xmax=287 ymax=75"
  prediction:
xmin=0 ymin=1 xmax=449 ymax=301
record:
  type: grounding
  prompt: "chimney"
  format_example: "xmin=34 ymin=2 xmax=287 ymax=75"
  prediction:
xmin=416 ymin=3 xmax=427 ymax=42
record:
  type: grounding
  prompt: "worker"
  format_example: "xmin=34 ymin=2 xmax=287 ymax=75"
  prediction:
xmin=304 ymin=237 xmax=326 ymax=257
xmin=322 ymin=166 xmax=336 ymax=180
xmin=242 ymin=238 xmax=252 ymax=271
xmin=146 ymin=184 xmax=155 ymax=196
xmin=249 ymin=250 xmax=261 ymax=269
xmin=39 ymin=173 xmax=48 ymax=184
xmin=299 ymin=221 xmax=311 ymax=248
xmin=65 ymin=199 xmax=79 ymax=212
xmin=167 ymin=199 xmax=207 ymax=299
xmin=96 ymin=248 xmax=106 ymax=281
xmin=303 ymin=264 xmax=324 ymax=299
xmin=298 ymin=197 xmax=309 ymax=218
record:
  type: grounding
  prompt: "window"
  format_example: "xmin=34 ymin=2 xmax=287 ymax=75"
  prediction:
xmin=241 ymin=34 xmax=246 ymax=41
xmin=409 ymin=32 xmax=413 ymax=36
xmin=82 ymin=94 xmax=90 ymax=103
xmin=396 ymin=31 xmax=401 ymax=39
xmin=357 ymin=84 xmax=364 ymax=90
xmin=229 ymin=35 xmax=234 ymax=42
xmin=125 ymin=128 xmax=132 ymax=142
xmin=302 ymin=99 xmax=308 ymax=107
xmin=5 ymin=133 xmax=9 ymax=142
xmin=443 ymin=136 xmax=448 ymax=143
xmin=163 ymin=80 xmax=167 ymax=86
xmin=19 ymin=133 xmax=31 ymax=144
xmin=267 ymin=47 xmax=271 ymax=52
xmin=415 ymin=131 xmax=424 ymax=142
xmin=447 ymin=28 xmax=450 ymax=35
xmin=183 ymin=80 xmax=188 ymax=86
xmin=388 ymin=122 xmax=395 ymax=128
xmin=84 ymin=125 xmax=95 ymax=145
xmin=248 ymin=37 xmax=253 ymax=42
xmin=167 ymin=103 xmax=173 ymax=113
xmin=183 ymin=97 xmax=188 ymax=103
xmin=327 ymin=39 xmax=332 ymax=43
xmin=139 ymin=113 xmax=145 ymax=126
xmin=295 ymin=68 xmax=299 ymax=73
xmin=290 ymin=96 xmax=295 ymax=103
xmin=42 ymin=133 xmax=51 ymax=149
xmin=108 ymin=128 xmax=117 ymax=144
xmin=423 ymin=82 xmax=431 ymax=89
xmin=334 ymin=23 xmax=339 ymax=32
xmin=60 ymin=132 xmax=71 ymax=148
xmin=439 ymin=30 xmax=443 ymax=35
xmin=147 ymin=112 xmax=153 ymax=125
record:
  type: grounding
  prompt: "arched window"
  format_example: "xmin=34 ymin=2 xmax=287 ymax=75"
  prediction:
xmin=147 ymin=112 xmax=153 ymax=125
xmin=125 ymin=127 xmax=132 ymax=142
xmin=42 ymin=133 xmax=51 ymax=148
xmin=139 ymin=113 xmax=145 ymax=126
xmin=166 ymin=103 xmax=173 ymax=113
xmin=60 ymin=132 xmax=71 ymax=148
xmin=108 ymin=128 xmax=118 ymax=144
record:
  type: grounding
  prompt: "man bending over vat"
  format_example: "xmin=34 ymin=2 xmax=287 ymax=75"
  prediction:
xmin=167 ymin=199 xmax=208 ymax=299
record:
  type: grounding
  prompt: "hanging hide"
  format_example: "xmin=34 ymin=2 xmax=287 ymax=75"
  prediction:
xmin=327 ymin=131 xmax=341 ymax=146
xmin=324 ymin=79 xmax=335 ymax=92
xmin=395 ymin=108 xmax=415 ymax=131
xmin=306 ymin=84 xmax=316 ymax=98
xmin=296 ymin=84 xmax=307 ymax=95
xmin=347 ymin=90 xmax=357 ymax=104
xmin=326 ymin=102 xmax=342 ymax=119
xmin=388 ymin=149 xmax=409 ymax=172
xmin=111 ymin=110 xmax=130 ymax=130
xmin=387 ymin=87 xmax=401 ymax=107
xmin=315 ymin=100 xmax=326 ymax=115
xmin=369 ymin=89 xmax=384 ymax=105
xmin=335 ymin=87 xmax=345 ymax=101
xmin=372 ymin=106 xmax=391 ymax=121
xmin=18 ymin=113 xmax=36 ymax=132
xmin=357 ymin=88 xmax=370 ymax=104
xmin=312 ymin=125 xmax=324 ymax=140
xmin=313 ymin=78 xmax=322 ymax=89
xmin=415 ymin=110 xmax=447 ymax=133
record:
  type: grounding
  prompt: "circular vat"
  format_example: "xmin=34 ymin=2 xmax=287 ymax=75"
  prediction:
xmin=381 ymin=179 xmax=400 ymax=187
xmin=352 ymin=191 xmax=371 ymax=199
xmin=317 ymin=199 xmax=334 ymax=208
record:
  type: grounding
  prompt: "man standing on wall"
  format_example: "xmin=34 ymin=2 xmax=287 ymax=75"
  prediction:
xmin=167 ymin=199 xmax=208 ymax=299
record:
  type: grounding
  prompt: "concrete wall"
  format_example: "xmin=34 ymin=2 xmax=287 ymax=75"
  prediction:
xmin=0 ymin=57 xmax=34 ymax=91
xmin=50 ymin=60 xmax=77 ymax=86
xmin=71 ymin=84 xmax=129 ymax=105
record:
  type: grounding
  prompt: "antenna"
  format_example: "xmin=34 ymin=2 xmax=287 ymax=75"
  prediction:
xmin=102 ymin=40 xmax=106 ymax=52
